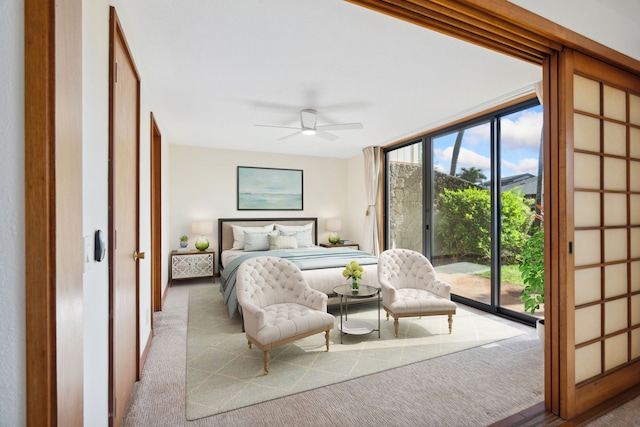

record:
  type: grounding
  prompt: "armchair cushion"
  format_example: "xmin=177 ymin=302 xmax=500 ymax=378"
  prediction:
xmin=236 ymin=256 xmax=335 ymax=374
xmin=378 ymin=248 xmax=456 ymax=336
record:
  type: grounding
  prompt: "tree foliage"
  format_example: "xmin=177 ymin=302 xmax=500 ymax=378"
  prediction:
xmin=456 ymin=167 xmax=487 ymax=185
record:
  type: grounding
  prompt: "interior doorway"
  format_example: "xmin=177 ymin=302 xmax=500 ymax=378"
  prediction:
xmin=108 ymin=8 xmax=141 ymax=426
xmin=150 ymin=112 xmax=163 ymax=316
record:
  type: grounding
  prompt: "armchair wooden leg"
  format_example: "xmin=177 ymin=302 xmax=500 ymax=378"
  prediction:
xmin=248 ymin=340 xmax=252 ymax=349
xmin=263 ymin=351 xmax=270 ymax=375
xmin=394 ymin=318 xmax=399 ymax=337
xmin=448 ymin=314 xmax=453 ymax=334
xmin=325 ymin=330 xmax=330 ymax=352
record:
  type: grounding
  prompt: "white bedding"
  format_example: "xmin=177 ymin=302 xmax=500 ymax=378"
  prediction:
xmin=221 ymin=247 xmax=379 ymax=295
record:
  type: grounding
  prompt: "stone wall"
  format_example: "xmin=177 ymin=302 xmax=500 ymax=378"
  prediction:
xmin=388 ymin=161 xmax=480 ymax=254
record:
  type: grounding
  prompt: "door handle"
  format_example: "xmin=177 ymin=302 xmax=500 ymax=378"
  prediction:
xmin=133 ymin=250 xmax=145 ymax=261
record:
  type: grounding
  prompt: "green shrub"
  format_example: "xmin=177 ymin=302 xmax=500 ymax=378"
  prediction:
xmin=437 ymin=187 xmax=534 ymax=261
xmin=519 ymin=226 xmax=545 ymax=314
xmin=438 ymin=187 xmax=491 ymax=257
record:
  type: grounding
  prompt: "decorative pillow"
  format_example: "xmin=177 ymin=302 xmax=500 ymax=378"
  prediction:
xmin=279 ymin=229 xmax=313 ymax=248
xmin=268 ymin=234 xmax=298 ymax=250
xmin=231 ymin=224 xmax=274 ymax=249
xmin=275 ymin=223 xmax=313 ymax=248
xmin=243 ymin=230 xmax=277 ymax=251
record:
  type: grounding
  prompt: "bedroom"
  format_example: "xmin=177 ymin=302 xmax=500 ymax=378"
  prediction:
xmin=4 ymin=0 xmax=640 ymax=425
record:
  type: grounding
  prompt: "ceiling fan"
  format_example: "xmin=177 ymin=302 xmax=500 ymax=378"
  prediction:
xmin=255 ymin=109 xmax=363 ymax=141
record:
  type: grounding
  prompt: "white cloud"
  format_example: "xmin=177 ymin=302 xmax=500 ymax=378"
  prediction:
xmin=501 ymin=110 xmax=543 ymax=150
xmin=463 ymin=122 xmax=491 ymax=146
xmin=502 ymin=157 xmax=539 ymax=175
xmin=436 ymin=146 xmax=491 ymax=171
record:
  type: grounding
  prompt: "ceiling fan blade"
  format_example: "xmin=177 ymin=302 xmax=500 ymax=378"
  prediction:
xmin=317 ymin=122 xmax=363 ymax=131
xmin=277 ymin=131 xmax=303 ymax=141
xmin=316 ymin=130 xmax=339 ymax=141
xmin=254 ymin=124 xmax=301 ymax=130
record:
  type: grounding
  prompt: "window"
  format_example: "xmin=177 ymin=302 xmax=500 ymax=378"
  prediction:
xmin=384 ymin=98 xmax=543 ymax=322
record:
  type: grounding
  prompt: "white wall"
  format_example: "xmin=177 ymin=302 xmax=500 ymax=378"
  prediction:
xmin=82 ymin=0 xmax=110 ymax=423
xmin=168 ymin=145 xmax=369 ymax=268
xmin=81 ymin=1 xmax=157 ymax=424
xmin=0 ymin=0 xmax=26 ymax=424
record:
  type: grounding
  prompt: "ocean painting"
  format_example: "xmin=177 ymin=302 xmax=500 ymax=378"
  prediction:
xmin=237 ymin=167 xmax=303 ymax=210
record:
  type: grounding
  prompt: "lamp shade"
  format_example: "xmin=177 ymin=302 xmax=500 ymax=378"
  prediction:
xmin=325 ymin=218 xmax=342 ymax=232
xmin=191 ymin=220 xmax=213 ymax=235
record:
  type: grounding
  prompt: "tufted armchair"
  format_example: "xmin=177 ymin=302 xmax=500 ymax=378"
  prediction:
xmin=377 ymin=248 xmax=457 ymax=337
xmin=236 ymin=256 xmax=335 ymax=374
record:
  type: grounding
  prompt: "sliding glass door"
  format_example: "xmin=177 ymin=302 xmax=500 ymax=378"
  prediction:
xmin=431 ymin=121 xmax=492 ymax=305
xmin=384 ymin=98 xmax=543 ymax=321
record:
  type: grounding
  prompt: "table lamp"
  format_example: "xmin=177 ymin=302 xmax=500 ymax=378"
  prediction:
xmin=191 ymin=220 xmax=213 ymax=251
xmin=325 ymin=218 xmax=342 ymax=244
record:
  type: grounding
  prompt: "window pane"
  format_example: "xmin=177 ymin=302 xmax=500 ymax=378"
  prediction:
xmin=387 ymin=142 xmax=423 ymax=252
xmin=432 ymin=122 xmax=492 ymax=304
xmin=499 ymin=105 xmax=544 ymax=317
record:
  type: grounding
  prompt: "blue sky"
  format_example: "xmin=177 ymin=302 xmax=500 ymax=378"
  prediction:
xmin=433 ymin=104 xmax=543 ymax=180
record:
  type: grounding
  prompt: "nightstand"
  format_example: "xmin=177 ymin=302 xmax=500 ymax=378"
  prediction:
xmin=170 ymin=249 xmax=215 ymax=284
xmin=319 ymin=242 xmax=359 ymax=250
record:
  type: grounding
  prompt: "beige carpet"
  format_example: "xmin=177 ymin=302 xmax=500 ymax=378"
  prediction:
xmin=185 ymin=285 xmax=526 ymax=421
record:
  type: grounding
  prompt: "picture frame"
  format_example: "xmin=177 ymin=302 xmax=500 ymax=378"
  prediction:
xmin=237 ymin=166 xmax=303 ymax=210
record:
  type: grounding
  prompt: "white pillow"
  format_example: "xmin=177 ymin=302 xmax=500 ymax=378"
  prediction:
xmin=275 ymin=223 xmax=313 ymax=232
xmin=279 ymin=229 xmax=313 ymax=248
xmin=275 ymin=223 xmax=313 ymax=248
xmin=231 ymin=224 xmax=274 ymax=249
xmin=243 ymin=230 xmax=278 ymax=251
xmin=269 ymin=234 xmax=298 ymax=250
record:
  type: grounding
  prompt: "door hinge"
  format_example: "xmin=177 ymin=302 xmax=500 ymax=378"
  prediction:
xmin=115 ymin=62 xmax=118 ymax=82
xmin=569 ymin=241 xmax=573 ymax=254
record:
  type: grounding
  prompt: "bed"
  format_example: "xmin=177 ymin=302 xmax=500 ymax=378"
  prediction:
xmin=218 ymin=217 xmax=380 ymax=318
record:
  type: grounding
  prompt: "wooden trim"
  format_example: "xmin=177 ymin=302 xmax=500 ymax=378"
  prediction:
xmin=381 ymin=93 xmax=538 ymax=151
xmin=347 ymin=0 xmax=640 ymax=75
xmin=542 ymin=53 xmax=558 ymax=415
xmin=559 ymin=47 xmax=577 ymax=419
xmin=25 ymin=0 xmax=83 ymax=425
xmin=24 ymin=0 xmax=57 ymax=423
xmin=138 ymin=329 xmax=153 ymax=379
xmin=347 ymin=0 xmax=552 ymax=63
xmin=150 ymin=113 xmax=162 ymax=314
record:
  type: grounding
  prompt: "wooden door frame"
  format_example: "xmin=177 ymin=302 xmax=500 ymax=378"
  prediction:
xmin=108 ymin=6 xmax=141 ymax=426
xmin=150 ymin=112 xmax=163 ymax=315
xmin=24 ymin=0 xmax=84 ymax=425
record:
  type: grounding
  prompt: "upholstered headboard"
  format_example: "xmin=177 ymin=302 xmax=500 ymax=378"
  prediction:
xmin=217 ymin=217 xmax=318 ymax=266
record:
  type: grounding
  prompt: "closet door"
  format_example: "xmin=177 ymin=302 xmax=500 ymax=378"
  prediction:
xmin=556 ymin=49 xmax=640 ymax=419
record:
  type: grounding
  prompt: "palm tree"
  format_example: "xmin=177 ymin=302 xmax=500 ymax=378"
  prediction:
xmin=457 ymin=167 xmax=487 ymax=185
xmin=449 ymin=129 xmax=465 ymax=175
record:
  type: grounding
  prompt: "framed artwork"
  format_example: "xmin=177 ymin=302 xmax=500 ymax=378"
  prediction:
xmin=237 ymin=166 xmax=303 ymax=210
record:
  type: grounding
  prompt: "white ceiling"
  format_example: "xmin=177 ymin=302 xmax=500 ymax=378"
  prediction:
xmin=118 ymin=0 xmax=640 ymax=159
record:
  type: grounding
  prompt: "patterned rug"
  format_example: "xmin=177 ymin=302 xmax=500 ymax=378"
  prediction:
xmin=185 ymin=285 xmax=525 ymax=421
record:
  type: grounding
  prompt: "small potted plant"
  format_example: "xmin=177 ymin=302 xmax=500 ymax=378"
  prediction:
xmin=342 ymin=260 xmax=364 ymax=291
xmin=180 ymin=234 xmax=189 ymax=248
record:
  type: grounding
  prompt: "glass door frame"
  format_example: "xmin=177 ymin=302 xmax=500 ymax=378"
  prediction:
xmin=384 ymin=97 xmax=542 ymax=326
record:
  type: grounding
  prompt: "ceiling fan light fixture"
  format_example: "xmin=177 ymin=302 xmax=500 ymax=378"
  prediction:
xmin=301 ymin=128 xmax=317 ymax=136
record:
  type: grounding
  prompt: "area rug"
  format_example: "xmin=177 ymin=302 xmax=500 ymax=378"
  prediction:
xmin=185 ymin=285 xmax=525 ymax=421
